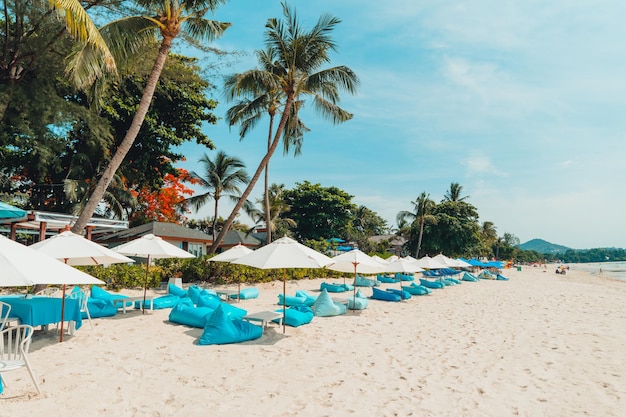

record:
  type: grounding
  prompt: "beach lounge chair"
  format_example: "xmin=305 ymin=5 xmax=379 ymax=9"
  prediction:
xmin=273 ymin=305 xmax=315 ymax=327
xmin=419 ymin=278 xmax=445 ymax=289
xmin=0 ymin=325 xmax=41 ymax=395
xmin=496 ymin=274 xmax=510 ymax=281
xmin=386 ymin=288 xmax=412 ymax=300
xmin=320 ymin=282 xmax=349 ymax=293
xmin=312 ymin=289 xmax=347 ymax=317
xmin=402 ymin=284 xmax=431 ymax=296
xmin=168 ymin=298 xmax=214 ymax=328
xmin=395 ymin=273 xmax=415 ymax=281
xmin=277 ymin=294 xmax=308 ymax=307
xmin=370 ymin=287 xmax=401 ymax=302
xmin=198 ymin=305 xmax=263 ymax=345
xmin=377 ymin=274 xmax=400 ymax=283
xmin=354 ymin=275 xmax=380 ymax=287
xmin=461 ymin=272 xmax=478 ymax=282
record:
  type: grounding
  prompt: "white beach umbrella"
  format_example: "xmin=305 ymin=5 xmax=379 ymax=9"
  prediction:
xmin=112 ymin=234 xmax=195 ymax=313
xmin=414 ymin=255 xmax=448 ymax=270
xmin=381 ymin=257 xmax=424 ymax=290
xmin=31 ymin=230 xmax=132 ymax=341
xmin=370 ymin=255 xmax=389 ymax=265
xmin=31 ymin=230 xmax=134 ymax=266
xmin=208 ymin=244 xmax=255 ymax=299
xmin=208 ymin=244 xmax=254 ymax=263
xmin=0 ymin=235 xmax=104 ymax=287
xmin=326 ymin=249 xmax=386 ymax=304
xmin=433 ymin=253 xmax=459 ymax=268
xmin=232 ymin=236 xmax=333 ymax=333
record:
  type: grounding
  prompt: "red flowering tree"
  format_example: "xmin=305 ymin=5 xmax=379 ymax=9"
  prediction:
xmin=130 ymin=169 xmax=199 ymax=225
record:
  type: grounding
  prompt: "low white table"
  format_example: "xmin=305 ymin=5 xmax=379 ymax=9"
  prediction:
xmin=215 ymin=289 xmax=240 ymax=303
xmin=243 ymin=311 xmax=283 ymax=329
xmin=110 ymin=296 xmax=154 ymax=313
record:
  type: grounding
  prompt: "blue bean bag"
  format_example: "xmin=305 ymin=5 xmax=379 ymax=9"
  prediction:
xmin=197 ymin=294 xmax=247 ymax=319
xmin=274 ymin=305 xmax=315 ymax=327
xmin=294 ymin=290 xmax=318 ymax=306
xmin=496 ymin=274 xmax=510 ymax=281
xmin=320 ymin=282 xmax=347 ymax=293
xmin=403 ymin=284 xmax=431 ymax=295
xmin=198 ymin=305 xmax=263 ymax=345
xmin=386 ymin=288 xmax=412 ymax=300
xmin=84 ymin=298 xmax=118 ymax=318
xmin=440 ymin=278 xmax=457 ymax=286
xmin=168 ymin=283 xmax=188 ymax=298
xmin=187 ymin=285 xmax=204 ymax=304
xmin=370 ymin=287 xmax=401 ymax=302
xmin=377 ymin=274 xmax=400 ymax=283
xmin=395 ymin=273 xmax=415 ymax=281
xmin=347 ymin=289 xmax=369 ymax=310
xmin=135 ymin=294 xmax=181 ymax=310
xmin=461 ymin=272 xmax=478 ymax=282
xmin=446 ymin=277 xmax=462 ymax=284
xmin=230 ymin=287 xmax=259 ymax=300
xmin=419 ymin=279 xmax=445 ymax=289
xmin=277 ymin=294 xmax=308 ymax=306
xmin=313 ymin=289 xmax=347 ymax=317
xmin=90 ymin=286 xmax=134 ymax=309
xmin=354 ymin=275 xmax=379 ymax=287
xmin=168 ymin=298 xmax=215 ymax=328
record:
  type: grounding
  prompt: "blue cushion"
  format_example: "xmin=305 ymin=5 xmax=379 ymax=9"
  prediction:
xmin=168 ymin=283 xmax=187 ymax=297
xmin=320 ymin=282 xmax=347 ymax=293
xmin=395 ymin=273 xmax=415 ymax=281
xmin=135 ymin=294 xmax=181 ymax=310
xmin=84 ymin=298 xmax=118 ymax=318
xmin=187 ymin=285 xmax=203 ymax=304
xmin=419 ymin=279 xmax=445 ymax=289
xmin=386 ymin=288 xmax=412 ymax=300
xmin=196 ymin=294 xmax=247 ymax=319
xmin=168 ymin=298 xmax=214 ymax=328
xmin=277 ymin=294 xmax=307 ymax=306
xmin=377 ymin=274 xmax=400 ymax=283
xmin=274 ymin=305 xmax=314 ymax=327
xmin=294 ymin=290 xmax=317 ymax=306
xmin=403 ymin=285 xmax=431 ymax=295
xmin=312 ymin=289 xmax=347 ymax=317
xmin=354 ymin=275 xmax=379 ymax=287
xmin=90 ymin=286 xmax=134 ymax=308
xmin=347 ymin=295 xmax=369 ymax=310
xmin=370 ymin=287 xmax=401 ymax=302
xmin=230 ymin=287 xmax=259 ymax=300
xmin=496 ymin=274 xmax=510 ymax=281
xmin=198 ymin=305 xmax=263 ymax=345
xmin=462 ymin=272 xmax=478 ymax=282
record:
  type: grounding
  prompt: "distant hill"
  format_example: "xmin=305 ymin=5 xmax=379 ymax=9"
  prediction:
xmin=518 ymin=239 xmax=571 ymax=254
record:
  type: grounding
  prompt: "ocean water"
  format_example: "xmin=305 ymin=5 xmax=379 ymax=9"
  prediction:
xmin=569 ymin=261 xmax=626 ymax=282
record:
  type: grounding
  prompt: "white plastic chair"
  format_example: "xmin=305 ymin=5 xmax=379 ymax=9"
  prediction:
xmin=0 ymin=324 xmax=41 ymax=395
xmin=0 ymin=301 xmax=11 ymax=331
xmin=35 ymin=287 xmax=59 ymax=297
xmin=67 ymin=289 xmax=92 ymax=330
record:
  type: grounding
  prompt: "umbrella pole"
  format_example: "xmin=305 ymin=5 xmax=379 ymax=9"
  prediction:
xmin=143 ymin=256 xmax=150 ymax=314
xmin=282 ymin=268 xmax=286 ymax=334
xmin=352 ymin=263 xmax=357 ymax=311
xmin=59 ymin=284 xmax=67 ymax=342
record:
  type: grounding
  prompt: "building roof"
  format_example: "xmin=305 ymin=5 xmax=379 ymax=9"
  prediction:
xmin=368 ymin=234 xmax=406 ymax=246
xmin=221 ymin=230 xmax=262 ymax=247
xmin=97 ymin=221 xmax=212 ymax=243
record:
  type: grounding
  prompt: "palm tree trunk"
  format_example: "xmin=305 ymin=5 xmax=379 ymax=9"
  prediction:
xmin=208 ymin=99 xmax=294 ymax=254
xmin=416 ymin=218 xmax=425 ymax=258
xmin=264 ymin=115 xmax=275 ymax=244
xmin=212 ymin=198 xmax=219 ymax=242
xmin=71 ymin=37 xmax=173 ymax=234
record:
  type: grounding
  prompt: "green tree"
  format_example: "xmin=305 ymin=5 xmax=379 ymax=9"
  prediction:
xmin=443 ymin=182 xmax=468 ymax=202
xmin=480 ymin=221 xmax=498 ymax=257
xmin=208 ymin=2 xmax=358 ymax=253
xmin=283 ymin=181 xmax=356 ymax=241
xmin=70 ymin=0 xmax=229 ymax=234
xmin=421 ymin=200 xmax=481 ymax=257
xmin=186 ymin=151 xmax=250 ymax=241
xmin=397 ymin=192 xmax=437 ymax=257
xmin=245 ymin=183 xmax=296 ymax=239
xmin=0 ymin=0 xmax=115 ymax=122
xmin=224 ymin=47 xmax=308 ymax=244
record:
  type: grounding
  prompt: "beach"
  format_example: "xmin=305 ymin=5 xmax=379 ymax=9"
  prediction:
xmin=1 ymin=265 xmax=625 ymax=417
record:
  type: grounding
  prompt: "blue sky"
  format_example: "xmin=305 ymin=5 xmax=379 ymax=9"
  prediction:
xmin=173 ymin=0 xmax=626 ymax=250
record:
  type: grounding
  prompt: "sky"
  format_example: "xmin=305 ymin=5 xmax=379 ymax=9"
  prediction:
xmin=172 ymin=0 xmax=626 ymax=250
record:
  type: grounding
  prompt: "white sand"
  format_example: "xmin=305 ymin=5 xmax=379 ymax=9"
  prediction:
xmin=2 ymin=266 xmax=625 ymax=417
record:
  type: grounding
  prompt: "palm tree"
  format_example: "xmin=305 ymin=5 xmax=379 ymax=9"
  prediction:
xmin=396 ymin=192 xmax=437 ymax=258
xmin=224 ymin=47 xmax=309 ymax=244
xmin=443 ymin=182 xmax=469 ymax=202
xmin=245 ymin=183 xmax=296 ymax=239
xmin=1 ymin=0 xmax=115 ymax=121
xmin=208 ymin=3 xmax=358 ymax=254
xmin=480 ymin=221 xmax=498 ymax=256
xmin=186 ymin=151 xmax=250 ymax=241
xmin=70 ymin=0 xmax=229 ymax=235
